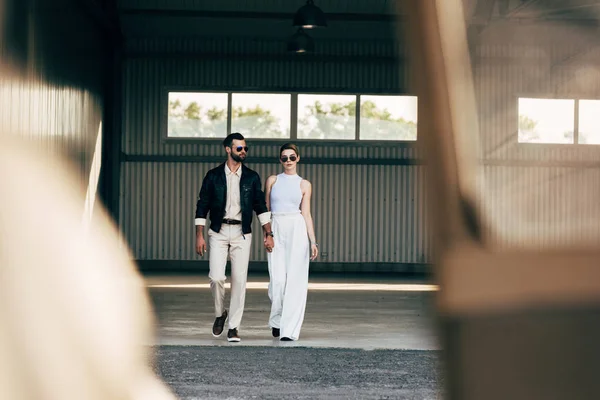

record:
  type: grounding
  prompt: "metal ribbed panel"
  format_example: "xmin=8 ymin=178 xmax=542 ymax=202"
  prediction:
xmin=1 ymin=0 xmax=105 ymax=189
xmin=117 ymin=0 xmax=399 ymax=14
xmin=122 ymin=38 xmax=407 ymax=156
xmin=480 ymin=165 xmax=600 ymax=249
xmin=476 ymin=42 xmax=600 ymax=163
xmin=118 ymin=37 xmax=429 ymax=266
xmin=474 ymin=42 xmax=600 ymax=249
xmin=120 ymin=162 xmax=429 ymax=263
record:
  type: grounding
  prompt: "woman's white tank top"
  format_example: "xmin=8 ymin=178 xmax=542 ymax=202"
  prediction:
xmin=270 ymin=173 xmax=303 ymax=213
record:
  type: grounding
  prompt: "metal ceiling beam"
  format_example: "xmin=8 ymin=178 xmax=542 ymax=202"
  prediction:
xmin=79 ymin=0 xmax=123 ymax=42
xmin=470 ymin=0 xmax=497 ymax=25
xmin=118 ymin=8 xmax=400 ymax=22
xmin=506 ymin=0 xmax=600 ymax=19
xmin=467 ymin=0 xmax=497 ymax=56
xmin=504 ymin=0 xmax=543 ymax=18
xmin=124 ymin=51 xmax=403 ymax=64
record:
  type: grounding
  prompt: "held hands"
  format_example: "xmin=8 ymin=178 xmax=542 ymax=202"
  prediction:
xmin=196 ymin=235 xmax=207 ymax=256
xmin=264 ymin=235 xmax=274 ymax=253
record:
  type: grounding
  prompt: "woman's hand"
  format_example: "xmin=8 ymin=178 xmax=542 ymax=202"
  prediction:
xmin=310 ymin=244 xmax=318 ymax=261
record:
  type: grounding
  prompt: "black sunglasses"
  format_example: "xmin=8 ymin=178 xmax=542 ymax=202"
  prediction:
xmin=233 ymin=146 xmax=249 ymax=152
xmin=280 ymin=155 xmax=297 ymax=162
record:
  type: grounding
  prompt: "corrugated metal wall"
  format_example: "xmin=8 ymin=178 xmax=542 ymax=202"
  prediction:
xmin=120 ymin=37 xmax=432 ymax=270
xmin=475 ymin=40 xmax=600 ymax=249
xmin=120 ymin=32 xmax=600 ymax=269
xmin=121 ymin=162 xmax=430 ymax=264
xmin=0 ymin=0 xmax=106 ymax=191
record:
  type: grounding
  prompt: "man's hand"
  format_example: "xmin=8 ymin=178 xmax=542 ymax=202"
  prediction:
xmin=196 ymin=235 xmax=207 ymax=256
xmin=264 ymin=235 xmax=274 ymax=253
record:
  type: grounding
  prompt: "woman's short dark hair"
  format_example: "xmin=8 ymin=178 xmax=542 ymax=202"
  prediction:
xmin=223 ymin=132 xmax=245 ymax=147
xmin=279 ymin=143 xmax=300 ymax=157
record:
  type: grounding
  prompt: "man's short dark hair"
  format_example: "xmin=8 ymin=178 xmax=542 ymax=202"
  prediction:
xmin=223 ymin=132 xmax=245 ymax=148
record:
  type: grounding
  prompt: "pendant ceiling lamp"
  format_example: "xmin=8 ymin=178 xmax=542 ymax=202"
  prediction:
xmin=286 ymin=28 xmax=314 ymax=53
xmin=293 ymin=0 xmax=327 ymax=29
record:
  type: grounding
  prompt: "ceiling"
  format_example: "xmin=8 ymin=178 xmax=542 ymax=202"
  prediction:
xmin=112 ymin=0 xmax=600 ymax=41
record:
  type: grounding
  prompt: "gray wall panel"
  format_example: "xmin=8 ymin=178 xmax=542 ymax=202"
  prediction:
xmin=122 ymin=37 xmax=408 ymax=157
xmin=119 ymin=37 xmax=427 ymax=270
xmin=1 ymin=0 xmax=106 ymax=210
xmin=120 ymin=162 xmax=430 ymax=264
xmin=474 ymin=40 xmax=600 ymax=249
xmin=480 ymin=165 xmax=600 ymax=249
xmin=120 ymin=35 xmax=600 ymax=269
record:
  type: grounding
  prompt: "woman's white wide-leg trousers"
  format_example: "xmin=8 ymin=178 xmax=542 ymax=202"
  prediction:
xmin=267 ymin=212 xmax=310 ymax=340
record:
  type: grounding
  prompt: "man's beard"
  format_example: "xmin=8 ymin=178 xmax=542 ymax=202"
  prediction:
xmin=231 ymin=153 xmax=246 ymax=163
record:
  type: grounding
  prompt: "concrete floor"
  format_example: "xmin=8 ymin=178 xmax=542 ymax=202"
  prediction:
xmin=154 ymin=346 xmax=443 ymax=399
xmin=146 ymin=273 xmax=441 ymax=350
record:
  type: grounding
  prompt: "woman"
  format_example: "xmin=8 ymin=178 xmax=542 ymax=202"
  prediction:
xmin=264 ymin=143 xmax=318 ymax=341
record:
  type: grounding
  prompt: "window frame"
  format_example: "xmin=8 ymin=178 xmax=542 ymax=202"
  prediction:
xmin=161 ymin=86 xmax=419 ymax=146
xmin=516 ymin=95 xmax=600 ymax=147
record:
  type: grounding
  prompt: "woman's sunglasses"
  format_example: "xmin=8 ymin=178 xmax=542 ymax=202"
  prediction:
xmin=280 ymin=155 xmax=297 ymax=162
xmin=233 ymin=146 xmax=249 ymax=152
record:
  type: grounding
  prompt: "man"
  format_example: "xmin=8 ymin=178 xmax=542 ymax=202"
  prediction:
xmin=195 ymin=132 xmax=275 ymax=342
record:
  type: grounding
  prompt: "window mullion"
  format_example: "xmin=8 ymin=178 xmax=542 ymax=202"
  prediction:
xmin=355 ymin=95 xmax=361 ymax=141
xmin=291 ymin=93 xmax=298 ymax=140
xmin=227 ymin=92 xmax=232 ymax=135
xmin=574 ymin=99 xmax=580 ymax=144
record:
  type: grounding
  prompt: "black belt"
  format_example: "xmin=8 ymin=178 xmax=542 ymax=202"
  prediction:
xmin=222 ymin=218 xmax=241 ymax=225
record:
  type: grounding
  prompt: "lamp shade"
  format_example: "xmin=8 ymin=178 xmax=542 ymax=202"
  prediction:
xmin=286 ymin=28 xmax=315 ymax=53
xmin=293 ymin=0 xmax=327 ymax=28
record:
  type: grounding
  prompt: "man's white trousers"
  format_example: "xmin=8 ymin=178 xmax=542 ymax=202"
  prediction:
xmin=267 ymin=212 xmax=310 ymax=340
xmin=208 ymin=224 xmax=252 ymax=330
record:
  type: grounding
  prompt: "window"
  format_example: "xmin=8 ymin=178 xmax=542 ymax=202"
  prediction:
xmin=518 ymin=97 xmax=600 ymax=145
xmin=297 ymin=94 xmax=356 ymax=140
xmin=518 ymin=98 xmax=574 ymax=144
xmin=168 ymin=92 xmax=228 ymax=138
xmin=231 ymin=93 xmax=291 ymax=139
xmin=578 ymin=100 xmax=600 ymax=145
xmin=360 ymin=95 xmax=418 ymax=141
xmin=166 ymin=90 xmax=418 ymax=141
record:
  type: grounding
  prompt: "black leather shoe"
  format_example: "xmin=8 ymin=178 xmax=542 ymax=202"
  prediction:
xmin=280 ymin=337 xmax=293 ymax=341
xmin=227 ymin=328 xmax=241 ymax=342
xmin=212 ymin=310 xmax=228 ymax=337
xmin=272 ymin=328 xmax=280 ymax=338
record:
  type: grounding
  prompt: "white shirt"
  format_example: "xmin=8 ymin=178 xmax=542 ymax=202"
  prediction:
xmin=195 ymin=164 xmax=271 ymax=227
xmin=224 ymin=163 xmax=242 ymax=221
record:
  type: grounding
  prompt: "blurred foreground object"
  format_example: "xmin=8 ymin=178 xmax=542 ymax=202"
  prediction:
xmin=400 ymin=0 xmax=600 ymax=399
xmin=0 ymin=134 xmax=176 ymax=400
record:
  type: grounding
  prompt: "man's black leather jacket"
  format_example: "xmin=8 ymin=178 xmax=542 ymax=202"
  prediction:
xmin=195 ymin=163 xmax=268 ymax=234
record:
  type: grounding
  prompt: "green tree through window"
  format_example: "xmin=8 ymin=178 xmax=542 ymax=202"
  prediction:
xmin=298 ymin=100 xmax=356 ymax=139
xmin=518 ymin=114 xmax=539 ymax=143
xmin=360 ymin=100 xmax=417 ymax=140
xmin=167 ymin=93 xmax=418 ymax=140
xmin=231 ymin=105 xmax=288 ymax=138
xmin=168 ymin=99 xmax=227 ymax=138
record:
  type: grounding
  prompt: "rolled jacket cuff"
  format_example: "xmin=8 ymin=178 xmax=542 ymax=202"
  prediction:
xmin=257 ymin=212 xmax=271 ymax=226
xmin=194 ymin=218 xmax=206 ymax=226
